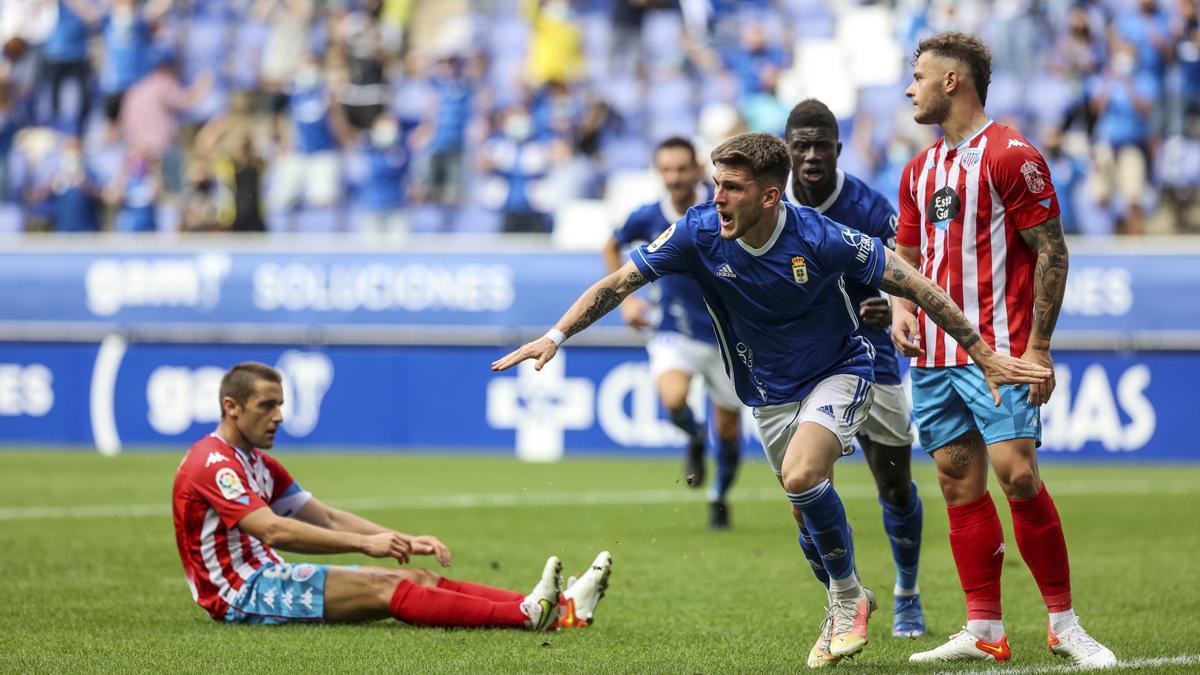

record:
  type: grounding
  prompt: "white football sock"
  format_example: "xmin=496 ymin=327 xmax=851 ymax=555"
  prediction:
xmin=1049 ymin=608 xmax=1078 ymax=635
xmin=966 ymin=619 xmax=1005 ymax=643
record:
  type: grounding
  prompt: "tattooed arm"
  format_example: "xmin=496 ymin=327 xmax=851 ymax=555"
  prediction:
xmin=491 ymin=262 xmax=649 ymax=372
xmin=1016 ymin=216 xmax=1069 ymax=404
xmin=878 ymin=249 xmax=1050 ymax=405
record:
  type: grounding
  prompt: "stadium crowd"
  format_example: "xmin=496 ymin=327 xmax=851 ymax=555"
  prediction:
xmin=0 ymin=0 xmax=1197 ymax=236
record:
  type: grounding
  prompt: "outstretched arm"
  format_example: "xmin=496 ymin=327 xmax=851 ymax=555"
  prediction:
xmin=878 ymin=249 xmax=1051 ymax=404
xmin=237 ymin=507 xmax=412 ymax=563
xmin=1017 ymin=215 xmax=1068 ymax=405
xmin=294 ymin=498 xmax=451 ymax=567
xmin=491 ymin=261 xmax=649 ymax=371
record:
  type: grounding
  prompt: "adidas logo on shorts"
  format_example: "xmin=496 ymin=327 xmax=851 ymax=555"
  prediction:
xmin=818 ymin=404 xmax=835 ymax=418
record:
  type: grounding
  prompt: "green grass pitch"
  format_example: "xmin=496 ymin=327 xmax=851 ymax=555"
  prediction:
xmin=1 ymin=450 xmax=1198 ymax=673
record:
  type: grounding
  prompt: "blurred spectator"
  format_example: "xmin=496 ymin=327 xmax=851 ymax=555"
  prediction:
xmin=118 ymin=50 xmax=212 ymax=190
xmin=47 ymin=136 xmax=102 ymax=232
xmin=1043 ymin=128 xmax=1088 ymax=235
xmin=480 ymin=104 xmax=559 ymax=233
xmin=723 ymin=23 xmax=787 ymax=99
xmin=525 ymin=0 xmax=584 ymax=87
xmin=107 ymin=147 xmax=159 ymax=232
xmin=255 ymin=0 xmax=313 ymax=103
xmin=267 ymin=55 xmax=351 ymax=218
xmin=180 ymin=158 xmax=228 ymax=231
xmin=1055 ymin=4 xmax=1104 ymax=138
xmin=352 ymin=113 xmax=411 ymax=236
xmin=336 ymin=3 xmax=390 ymax=130
xmin=1088 ymin=36 xmax=1159 ymax=234
xmin=416 ymin=54 xmax=475 ymax=227
xmin=0 ymin=85 xmax=22 ymax=201
xmin=98 ymin=0 xmax=168 ymax=130
xmin=41 ymin=0 xmax=101 ymax=135
xmin=194 ymin=91 xmax=268 ymax=232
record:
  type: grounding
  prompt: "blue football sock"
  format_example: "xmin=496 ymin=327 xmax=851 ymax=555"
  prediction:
xmin=789 ymin=479 xmax=855 ymax=581
xmin=796 ymin=525 xmax=830 ymax=588
xmin=712 ymin=438 xmax=740 ymax=501
xmin=880 ymin=481 xmax=923 ymax=594
xmin=669 ymin=406 xmax=699 ymax=438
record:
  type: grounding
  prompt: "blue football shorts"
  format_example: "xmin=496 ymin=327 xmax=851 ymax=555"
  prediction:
xmin=910 ymin=365 xmax=1041 ymax=453
xmin=223 ymin=562 xmax=329 ymax=625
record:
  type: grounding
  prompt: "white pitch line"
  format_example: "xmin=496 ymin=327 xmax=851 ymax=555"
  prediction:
xmin=0 ymin=478 xmax=1195 ymax=521
xmin=939 ymin=654 xmax=1200 ymax=674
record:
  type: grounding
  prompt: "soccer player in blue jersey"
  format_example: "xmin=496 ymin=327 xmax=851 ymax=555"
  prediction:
xmin=784 ymin=99 xmax=926 ymax=649
xmin=492 ymin=132 xmax=1049 ymax=664
xmin=603 ymin=137 xmax=744 ymax=529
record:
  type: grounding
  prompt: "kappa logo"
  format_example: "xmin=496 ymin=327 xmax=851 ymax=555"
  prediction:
xmin=281 ymin=588 xmax=294 ymax=611
xmin=262 ymin=588 xmax=276 ymax=609
xmin=817 ymin=404 xmax=835 ymax=418
xmin=993 ymin=543 xmax=1006 ymax=557
xmin=204 ymin=451 xmax=229 ymax=468
xmin=1007 ymin=138 xmax=1029 ymax=149
xmin=1021 ymin=160 xmax=1045 ymax=193
xmin=300 ymin=588 xmax=314 ymax=610
xmin=715 ymin=263 xmax=737 ymax=279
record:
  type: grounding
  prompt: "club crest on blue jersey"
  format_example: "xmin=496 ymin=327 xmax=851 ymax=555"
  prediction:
xmin=791 ymin=256 xmax=808 ymax=284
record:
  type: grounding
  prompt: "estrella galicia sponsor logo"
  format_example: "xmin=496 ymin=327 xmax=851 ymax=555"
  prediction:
xmin=927 ymin=186 xmax=960 ymax=230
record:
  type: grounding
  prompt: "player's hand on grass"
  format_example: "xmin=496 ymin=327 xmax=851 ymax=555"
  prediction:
xmin=891 ymin=305 xmax=924 ymax=357
xmin=859 ymin=297 xmax=892 ymax=330
xmin=410 ymin=535 xmax=452 ymax=567
xmin=1019 ymin=345 xmax=1056 ymax=406
xmin=362 ymin=531 xmax=412 ymax=564
xmin=491 ymin=338 xmax=559 ymax=372
xmin=977 ymin=351 xmax=1053 ymax=407
xmin=620 ymin=296 xmax=653 ymax=330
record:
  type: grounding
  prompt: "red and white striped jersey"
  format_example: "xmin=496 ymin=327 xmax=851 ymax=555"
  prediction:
xmin=897 ymin=121 xmax=1059 ymax=368
xmin=172 ymin=434 xmax=312 ymax=620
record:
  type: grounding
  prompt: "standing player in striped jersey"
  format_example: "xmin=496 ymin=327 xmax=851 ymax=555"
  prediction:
xmin=894 ymin=33 xmax=1115 ymax=668
xmin=603 ymin=137 xmax=744 ymax=530
xmin=172 ymin=362 xmax=612 ymax=630
xmin=493 ymin=133 xmax=1048 ymax=665
xmin=784 ymin=99 xmax=927 ymax=655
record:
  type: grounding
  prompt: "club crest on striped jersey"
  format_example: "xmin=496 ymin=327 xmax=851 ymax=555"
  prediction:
xmin=215 ymin=467 xmax=246 ymax=501
xmin=647 ymin=223 xmax=676 ymax=253
xmin=961 ymin=147 xmax=983 ymax=170
xmin=1021 ymin=160 xmax=1045 ymax=193
xmin=791 ymin=256 xmax=808 ymax=284
xmin=927 ymin=186 xmax=961 ymax=231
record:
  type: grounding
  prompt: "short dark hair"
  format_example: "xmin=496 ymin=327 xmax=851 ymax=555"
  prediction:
xmin=709 ymin=132 xmax=790 ymax=189
xmin=785 ymin=99 xmax=839 ymax=139
xmin=219 ymin=362 xmax=282 ymax=417
xmin=655 ymin=136 xmax=698 ymax=164
xmin=914 ymin=32 xmax=993 ymax=106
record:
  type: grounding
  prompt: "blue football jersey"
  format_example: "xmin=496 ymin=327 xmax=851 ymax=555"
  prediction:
xmin=613 ymin=193 xmax=717 ymax=345
xmin=631 ymin=201 xmax=886 ymax=407
xmin=786 ymin=170 xmax=902 ymax=385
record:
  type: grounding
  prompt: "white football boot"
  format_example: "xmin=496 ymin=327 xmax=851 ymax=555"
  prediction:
xmin=909 ymin=627 xmax=1012 ymax=663
xmin=558 ymin=550 xmax=613 ymax=628
xmin=1048 ymin=621 xmax=1117 ymax=669
xmin=520 ymin=555 xmax=562 ymax=631
xmin=828 ymin=588 xmax=873 ymax=657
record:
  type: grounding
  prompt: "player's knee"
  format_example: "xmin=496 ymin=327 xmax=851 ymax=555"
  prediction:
xmin=715 ymin=418 xmax=739 ymax=444
xmin=407 ymin=568 xmax=440 ymax=587
xmin=782 ymin=467 xmax=828 ymax=495
xmin=877 ymin=477 xmax=913 ymax=507
xmin=997 ymin=464 xmax=1042 ymax=500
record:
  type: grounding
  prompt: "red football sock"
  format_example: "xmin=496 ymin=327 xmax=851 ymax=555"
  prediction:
xmin=437 ymin=577 xmax=525 ymax=603
xmin=389 ymin=580 xmax=527 ymax=628
xmin=947 ymin=492 xmax=1005 ymax=620
xmin=1009 ymin=484 xmax=1072 ymax=613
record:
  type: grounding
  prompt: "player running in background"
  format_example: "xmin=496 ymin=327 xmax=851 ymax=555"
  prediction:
xmin=602 ymin=136 xmax=744 ymax=529
xmin=173 ymin=362 xmax=612 ymax=630
xmin=894 ymin=33 xmax=1115 ymax=668
xmin=493 ymin=133 xmax=1048 ymax=665
xmin=784 ymin=99 xmax=927 ymax=648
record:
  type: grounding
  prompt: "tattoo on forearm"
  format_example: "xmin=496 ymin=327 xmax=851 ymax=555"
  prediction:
xmin=1019 ymin=217 xmax=1068 ymax=348
xmin=566 ymin=287 xmax=622 ymax=337
xmin=623 ymin=268 xmax=647 ymax=291
xmin=879 ymin=251 xmax=980 ymax=351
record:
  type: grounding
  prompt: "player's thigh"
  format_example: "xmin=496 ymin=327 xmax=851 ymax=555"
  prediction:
xmin=779 ymin=421 xmax=848 ymax=494
xmin=647 ymin=333 xmax=696 ymax=410
xmin=986 ymin=436 xmax=1042 ymax=499
xmin=910 ymin=366 xmax=977 ymax=453
xmin=948 ymin=365 xmax=1042 ymax=449
xmin=857 ymin=382 xmax=914 ymax=448
xmin=323 ymin=566 xmax=436 ymax=623
xmin=930 ymin=430 xmax=990 ymax=505
xmin=697 ymin=341 xmax=742 ymax=416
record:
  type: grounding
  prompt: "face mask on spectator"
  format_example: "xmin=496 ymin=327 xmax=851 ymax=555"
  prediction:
xmin=504 ymin=114 xmax=532 ymax=141
xmin=1113 ymin=54 xmax=1135 ymax=76
xmin=112 ymin=9 xmax=135 ymax=30
xmin=294 ymin=68 xmax=322 ymax=91
xmin=372 ymin=120 xmax=399 ymax=147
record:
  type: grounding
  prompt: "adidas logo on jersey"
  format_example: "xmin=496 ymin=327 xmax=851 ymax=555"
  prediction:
xmin=205 ymin=452 xmax=229 ymax=467
xmin=818 ymin=404 xmax=835 ymax=418
xmin=715 ymin=264 xmax=737 ymax=279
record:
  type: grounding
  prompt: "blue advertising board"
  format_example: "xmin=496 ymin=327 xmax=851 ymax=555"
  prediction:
xmin=0 ymin=340 xmax=1191 ymax=462
xmin=0 ymin=246 xmax=1196 ymax=345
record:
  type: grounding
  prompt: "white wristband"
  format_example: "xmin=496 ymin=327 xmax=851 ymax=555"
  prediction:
xmin=543 ymin=328 xmax=566 ymax=346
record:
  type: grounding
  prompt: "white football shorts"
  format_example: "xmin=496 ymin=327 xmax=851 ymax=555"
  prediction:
xmin=752 ymin=374 xmax=874 ymax=476
xmin=857 ymin=382 xmax=915 ymax=447
xmin=645 ymin=331 xmax=741 ymax=411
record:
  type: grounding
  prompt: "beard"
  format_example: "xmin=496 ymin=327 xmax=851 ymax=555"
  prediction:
xmin=914 ymin=93 xmax=951 ymax=125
